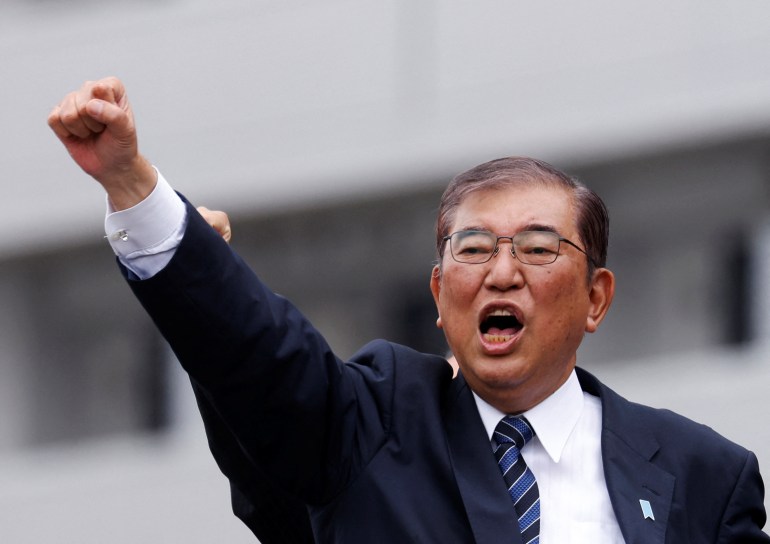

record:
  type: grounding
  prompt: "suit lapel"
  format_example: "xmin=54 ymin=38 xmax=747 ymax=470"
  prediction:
xmin=444 ymin=374 xmax=522 ymax=544
xmin=602 ymin=431 xmax=674 ymax=544
xmin=577 ymin=368 xmax=674 ymax=544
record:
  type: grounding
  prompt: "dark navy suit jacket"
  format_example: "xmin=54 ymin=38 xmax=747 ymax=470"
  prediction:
xmin=124 ymin=202 xmax=769 ymax=543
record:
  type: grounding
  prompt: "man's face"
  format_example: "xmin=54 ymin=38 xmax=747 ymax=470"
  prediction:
xmin=430 ymin=183 xmax=613 ymax=413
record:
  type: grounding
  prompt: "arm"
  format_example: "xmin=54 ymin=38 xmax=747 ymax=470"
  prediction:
xmin=190 ymin=378 xmax=314 ymax=543
xmin=49 ymin=77 xmax=391 ymax=506
xmin=125 ymin=204 xmax=392 ymax=503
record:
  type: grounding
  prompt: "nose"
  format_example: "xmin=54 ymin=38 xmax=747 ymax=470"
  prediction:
xmin=483 ymin=238 xmax=524 ymax=291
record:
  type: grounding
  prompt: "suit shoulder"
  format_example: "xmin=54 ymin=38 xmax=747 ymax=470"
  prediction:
xmin=627 ymin=400 xmax=749 ymax=456
xmin=348 ymin=339 xmax=452 ymax=378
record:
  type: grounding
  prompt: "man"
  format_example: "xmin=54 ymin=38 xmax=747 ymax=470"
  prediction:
xmin=49 ymin=77 xmax=768 ymax=543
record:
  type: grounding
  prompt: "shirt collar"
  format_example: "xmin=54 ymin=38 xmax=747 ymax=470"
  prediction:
xmin=472 ymin=369 xmax=584 ymax=463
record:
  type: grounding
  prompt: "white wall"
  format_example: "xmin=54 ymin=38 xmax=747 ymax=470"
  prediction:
xmin=0 ymin=399 xmax=257 ymax=543
xmin=4 ymin=0 xmax=770 ymax=256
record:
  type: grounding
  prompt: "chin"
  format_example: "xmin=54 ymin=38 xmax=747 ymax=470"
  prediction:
xmin=470 ymin=358 xmax=533 ymax=388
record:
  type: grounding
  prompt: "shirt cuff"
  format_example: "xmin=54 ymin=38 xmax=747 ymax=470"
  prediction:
xmin=104 ymin=168 xmax=187 ymax=279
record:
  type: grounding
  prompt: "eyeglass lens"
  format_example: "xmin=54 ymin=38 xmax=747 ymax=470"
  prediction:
xmin=449 ymin=230 xmax=561 ymax=265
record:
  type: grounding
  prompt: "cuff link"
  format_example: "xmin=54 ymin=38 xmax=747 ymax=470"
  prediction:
xmin=106 ymin=229 xmax=129 ymax=242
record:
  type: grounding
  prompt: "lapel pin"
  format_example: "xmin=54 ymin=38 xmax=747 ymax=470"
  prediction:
xmin=639 ymin=499 xmax=655 ymax=521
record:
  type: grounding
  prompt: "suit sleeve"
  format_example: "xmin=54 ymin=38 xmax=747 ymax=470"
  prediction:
xmin=122 ymin=200 xmax=394 ymax=505
xmin=190 ymin=379 xmax=314 ymax=544
xmin=717 ymin=450 xmax=770 ymax=543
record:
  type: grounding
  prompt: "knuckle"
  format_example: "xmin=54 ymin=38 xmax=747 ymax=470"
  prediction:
xmin=46 ymin=107 xmax=60 ymax=125
xmin=59 ymin=108 xmax=79 ymax=126
xmin=59 ymin=103 xmax=81 ymax=122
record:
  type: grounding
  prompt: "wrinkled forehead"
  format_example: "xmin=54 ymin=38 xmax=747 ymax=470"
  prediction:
xmin=446 ymin=183 xmax=579 ymax=234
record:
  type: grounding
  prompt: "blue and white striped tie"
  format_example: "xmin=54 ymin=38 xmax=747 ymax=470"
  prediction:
xmin=494 ymin=416 xmax=540 ymax=544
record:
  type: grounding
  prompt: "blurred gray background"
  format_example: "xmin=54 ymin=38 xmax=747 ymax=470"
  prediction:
xmin=1 ymin=0 xmax=770 ymax=541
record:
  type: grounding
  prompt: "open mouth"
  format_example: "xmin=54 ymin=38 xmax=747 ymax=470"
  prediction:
xmin=480 ymin=309 xmax=523 ymax=343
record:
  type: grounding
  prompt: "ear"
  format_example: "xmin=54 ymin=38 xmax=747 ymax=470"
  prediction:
xmin=430 ymin=265 xmax=444 ymax=329
xmin=585 ymin=268 xmax=615 ymax=333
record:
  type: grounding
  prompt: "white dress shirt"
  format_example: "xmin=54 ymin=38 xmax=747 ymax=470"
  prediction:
xmin=104 ymin=170 xmax=186 ymax=278
xmin=474 ymin=370 xmax=625 ymax=543
xmin=105 ymin=173 xmax=625 ymax=542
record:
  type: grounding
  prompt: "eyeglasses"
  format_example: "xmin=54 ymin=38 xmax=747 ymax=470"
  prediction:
xmin=442 ymin=230 xmax=593 ymax=266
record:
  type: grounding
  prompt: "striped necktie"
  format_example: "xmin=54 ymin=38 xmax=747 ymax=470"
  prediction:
xmin=494 ymin=416 xmax=540 ymax=543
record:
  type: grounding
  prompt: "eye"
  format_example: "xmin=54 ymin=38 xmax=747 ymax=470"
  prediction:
xmin=450 ymin=231 xmax=496 ymax=262
xmin=455 ymin=233 xmax=494 ymax=253
xmin=458 ymin=244 xmax=491 ymax=255
xmin=521 ymin=244 xmax=556 ymax=255
xmin=515 ymin=232 xmax=559 ymax=257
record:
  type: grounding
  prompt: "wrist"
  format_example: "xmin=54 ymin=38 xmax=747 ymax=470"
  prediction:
xmin=102 ymin=155 xmax=158 ymax=211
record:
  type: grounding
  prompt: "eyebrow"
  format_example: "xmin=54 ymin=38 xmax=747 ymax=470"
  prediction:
xmin=522 ymin=223 xmax=560 ymax=234
xmin=455 ymin=223 xmax=561 ymax=235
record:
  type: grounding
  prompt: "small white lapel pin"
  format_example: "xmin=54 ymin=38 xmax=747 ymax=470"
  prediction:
xmin=639 ymin=499 xmax=655 ymax=521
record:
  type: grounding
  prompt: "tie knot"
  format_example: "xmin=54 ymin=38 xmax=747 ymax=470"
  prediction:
xmin=494 ymin=416 xmax=535 ymax=450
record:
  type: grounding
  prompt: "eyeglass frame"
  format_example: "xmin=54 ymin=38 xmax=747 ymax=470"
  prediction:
xmin=441 ymin=229 xmax=596 ymax=267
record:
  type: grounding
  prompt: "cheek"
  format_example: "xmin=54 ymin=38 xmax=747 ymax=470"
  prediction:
xmin=533 ymin=273 xmax=587 ymax=329
xmin=439 ymin=268 xmax=479 ymax=305
xmin=540 ymin=267 xmax=584 ymax=300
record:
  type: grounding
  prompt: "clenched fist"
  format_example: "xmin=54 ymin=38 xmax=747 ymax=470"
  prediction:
xmin=48 ymin=77 xmax=156 ymax=210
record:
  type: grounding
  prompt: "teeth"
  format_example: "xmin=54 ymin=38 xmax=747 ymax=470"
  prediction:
xmin=484 ymin=334 xmax=513 ymax=343
xmin=487 ymin=309 xmax=512 ymax=317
